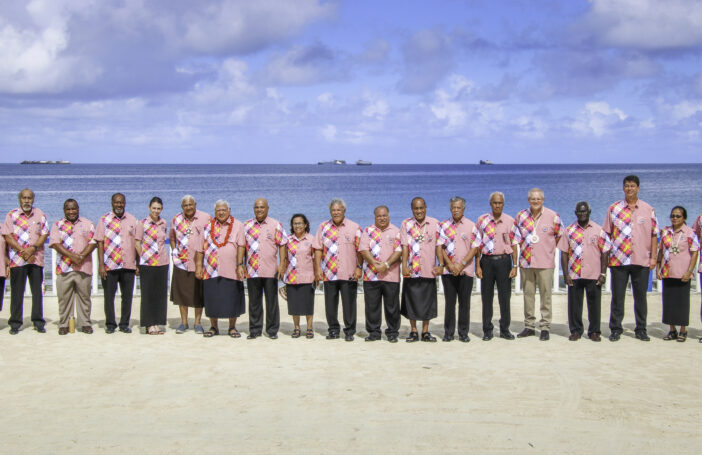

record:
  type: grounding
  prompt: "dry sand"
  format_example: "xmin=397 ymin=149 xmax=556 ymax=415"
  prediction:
xmin=1 ymin=290 xmax=701 ymax=454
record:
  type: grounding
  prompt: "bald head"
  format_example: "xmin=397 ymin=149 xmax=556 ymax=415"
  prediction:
xmin=254 ymin=198 xmax=269 ymax=222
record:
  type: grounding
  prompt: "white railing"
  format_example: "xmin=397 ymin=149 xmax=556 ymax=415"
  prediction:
xmin=33 ymin=248 xmax=696 ymax=297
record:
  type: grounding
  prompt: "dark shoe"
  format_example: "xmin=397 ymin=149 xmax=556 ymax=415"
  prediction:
xmin=539 ymin=330 xmax=550 ymax=341
xmin=58 ymin=327 xmax=69 ymax=335
xmin=663 ymin=330 xmax=678 ymax=341
xmin=35 ymin=325 xmax=46 ymax=333
xmin=635 ymin=332 xmax=650 ymax=342
xmin=203 ymin=326 xmax=219 ymax=338
xmin=105 ymin=327 xmax=116 ymax=334
xmin=568 ymin=332 xmax=581 ymax=341
xmin=325 ymin=333 xmax=339 ymax=340
xmin=387 ymin=335 xmax=398 ymax=343
xmin=677 ymin=331 xmax=687 ymax=342
xmin=119 ymin=326 xmax=132 ymax=334
xmin=364 ymin=335 xmax=380 ymax=342
xmin=228 ymin=328 xmax=241 ymax=338
xmin=421 ymin=332 xmax=437 ymax=342
xmin=608 ymin=332 xmax=620 ymax=341
xmin=459 ymin=335 xmax=470 ymax=343
xmin=9 ymin=328 xmax=19 ymax=335
xmin=589 ymin=333 xmax=601 ymax=342
xmin=268 ymin=334 xmax=278 ymax=340
xmin=499 ymin=331 xmax=515 ymax=340
xmin=306 ymin=329 xmax=314 ymax=339
xmin=517 ymin=328 xmax=536 ymax=338
xmin=247 ymin=333 xmax=259 ymax=340
xmin=441 ymin=335 xmax=453 ymax=342
xmin=345 ymin=334 xmax=354 ymax=342
xmin=291 ymin=328 xmax=301 ymax=338
xmin=406 ymin=331 xmax=419 ymax=343
xmin=482 ymin=332 xmax=493 ymax=341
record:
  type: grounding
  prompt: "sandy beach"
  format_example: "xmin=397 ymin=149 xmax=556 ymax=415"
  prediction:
xmin=1 ymin=290 xmax=701 ymax=454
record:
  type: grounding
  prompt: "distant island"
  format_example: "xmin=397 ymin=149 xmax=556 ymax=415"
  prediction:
xmin=21 ymin=160 xmax=70 ymax=164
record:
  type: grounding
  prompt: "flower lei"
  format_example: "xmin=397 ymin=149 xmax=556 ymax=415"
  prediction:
xmin=211 ymin=215 xmax=234 ymax=248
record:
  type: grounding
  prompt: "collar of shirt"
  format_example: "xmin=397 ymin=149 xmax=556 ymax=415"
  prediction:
xmin=330 ymin=219 xmax=346 ymax=227
xmin=18 ymin=208 xmax=36 ymax=218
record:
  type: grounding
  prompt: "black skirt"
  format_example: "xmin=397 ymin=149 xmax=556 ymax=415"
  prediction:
xmin=140 ymin=264 xmax=169 ymax=326
xmin=170 ymin=266 xmax=204 ymax=308
xmin=286 ymin=283 xmax=315 ymax=316
xmin=662 ymin=278 xmax=690 ymax=326
xmin=401 ymin=277 xmax=438 ymax=320
xmin=203 ymin=277 xmax=246 ymax=318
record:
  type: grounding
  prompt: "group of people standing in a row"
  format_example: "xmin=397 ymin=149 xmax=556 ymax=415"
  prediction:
xmin=1 ymin=174 xmax=700 ymax=343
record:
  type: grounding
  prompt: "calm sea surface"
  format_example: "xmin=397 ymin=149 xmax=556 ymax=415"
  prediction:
xmin=0 ymin=163 xmax=700 ymax=230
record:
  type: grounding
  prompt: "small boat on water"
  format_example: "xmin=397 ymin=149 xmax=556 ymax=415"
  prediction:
xmin=479 ymin=160 xmax=493 ymax=165
xmin=21 ymin=160 xmax=70 ymax=164
xmin=317 ymin=159 xmax=346 ymax=165
xmin=356 ymin=160 xmax=372 ymax=166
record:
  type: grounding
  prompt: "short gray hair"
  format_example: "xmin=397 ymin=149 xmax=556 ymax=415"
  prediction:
xmin=18 ymin=188 xmax=35 ymax=200
xmin=181 ymin=194 xmax=195 ymax=204
xmin=528 ymin=188 xmax=544 ymax=198
xmin=449 ymin=196 xmax=466 ymax=207
xmin=214 ymin=199 xmax=230 ymax=210
xmin=489 ymin=191 xmax=504 ymax=203
xmin=329 ymin=198 xmax=346 ymax=210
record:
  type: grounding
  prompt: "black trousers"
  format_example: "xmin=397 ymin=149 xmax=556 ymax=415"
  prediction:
xmin=247 ymin=277 xmax=280 ymax=336
xmin=102 ymin=268 xmax=136 ymax=329
xmin=480 ymin=254 xmax=512 ymax=334
xmin=0 ymin=276 xmax=5 ymax=311
xmin=441 ymin=274 xmax=473 ymax=338
xmin=363 ymin=281 xmax=400 ymax=337
xmin=609 ymin=265 xmax=649 ymax=334
xmin=567 ymin=279 xmax=601 ymax=336
xmin=324 ymin=280 xmax=357 ymax=336
xmin=9 ymin=264 xmax=44 ymax=330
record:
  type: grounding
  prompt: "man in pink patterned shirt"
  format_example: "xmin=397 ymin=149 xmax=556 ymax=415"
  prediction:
xmin=511 ymin=188 xmax=564 ymax=341
xmin=313 ymin=198 xmax=362 ymax=341
xmin=49 ymin=199 xmax=97 ymax=335
xmin=2 ymin=188 xmax=49 ymax=334
xmin=558 ymin=201 xmax=610 ymax=342
xmin=95 ymin=193 xmax=138 ymax=334
xmin=603 ymin=175 xmax=658 ymax=342
xmin=243 ymin=198 xmax=287 ymax=340
xmin=437 ymin=196 xmax=481 ymax=342
xmin=359 ymin=205 xmax=402 ymax=342
xmin=400 ymin=197 xmax=444 ymax=342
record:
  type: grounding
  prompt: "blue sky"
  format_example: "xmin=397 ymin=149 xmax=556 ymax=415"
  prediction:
xmin=1 ymin=0 xmax=701 ymax=163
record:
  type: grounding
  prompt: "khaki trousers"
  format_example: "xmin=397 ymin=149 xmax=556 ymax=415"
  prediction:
xmin=56 ymin=271 xmax=92 ymax=328
xmin=521 ymin=268 xmax=553 ymax=330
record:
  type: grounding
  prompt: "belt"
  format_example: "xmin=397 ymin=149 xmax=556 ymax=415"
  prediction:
xmin=482 ymin=253 xmax=511 ymax=260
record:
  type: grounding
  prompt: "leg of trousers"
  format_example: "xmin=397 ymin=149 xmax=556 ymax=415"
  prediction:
xmin=9 ymin=264 xmax=44 ymax=329
xmin=118 ymin=270 xmax=135 ymax=329
xmin=521 ymin=268 xmax=537 ymax=329
xmin=567 ymin=280 xmax=586 ymax=335
xmin=584 ymin=279 xmax=602 ymax=336
xmin=339 ymin=280 xmax=357 ymax=336
xmin=442 ymin=275 xmax=472 ymax=338
xmin=103 ymin=269 xmax=135 ymax=329
xmin=480 ymin=258 xmax=497 ymax=333
xmin=57 ymin=273 xmax=76 ymax=328
xmin=324 ymin=280 xmax=357 ymax=336
xmin=364 ymin=281 xmax=383 ymax=336
xmin=442 ymin=275 xmax=458 ymax=338
xmin=381 ymin=282 xmax=401 ymax=337
xmin=324 ymin=281 xmax=341 ymax=335
xmin=0 ymin=276 xmax=5 ymax=311
xmin=58 ymin=272 xmax=92 ymax=327
xmin=522 ymin=268 xmax=553 ymax=330
xmin=247 ymin=278 xmax=264 ymax=335
xmin=630 ymin=265 xmax=649 ymax=333
xmin=250 ymin=277 xmax=281 ymax=336
xmin=609 ymin=266 xmax=631 ymax=334
xmin=480 ymin=256 xmax=513 ymax=333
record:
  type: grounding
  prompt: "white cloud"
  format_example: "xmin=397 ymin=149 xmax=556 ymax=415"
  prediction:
xmin=262 ymin=43 xmax=346 ymax=86
xmin=321 ymin=124 xmax=337 ymax=141
xmin=398 ymin=28 xmax=454 ymax=94
xmin=670 ymin=100 xmax=702 ymax=120
xmin=361 ymin=94 xmax=388 ymax=120
xmin=572 ymin=101 xmax=628 ymax=137
xmin=583 ymin=0 xmax=702 ymax=50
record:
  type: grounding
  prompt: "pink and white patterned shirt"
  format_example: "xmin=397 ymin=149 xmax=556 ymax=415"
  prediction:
xmin=2 ymin=207 xmax=49 ymax=268
xmin=136 ymin=217 xmax=169 ymax=266
xmin=476 ymin=213 xmax=515 ymax=256
xmin=400 ymin=216 xmax=440 ymax=279
xmin=437 ymin=217 xmax=481 ymax=277
xmin=170 ymin=210 xmax=210 ymax=272
xmin=284 ymin=233 xmax=315 ymax=284
xmin=359 ymin=223 xmax=401 ymax=282
xmin=243 ymin=217 xmax=287 ymax=279
xmin=95 ymin=211 xmax=138 ymax=271
xmin=659 ymin=225 xmax=699 ymax=279
xmin=603 ymin=199 xmax=658 ymax=267
xmin=313 ymin=218 xmax=361 ymax=282
xmin=49 ymin=216 xmax=95 ymax=275
xmin=511 ymin=207 xmax=563 ymax=269
xmin=196 ymin=216 xmax=246 ymax=281
xmin=0 ymin=235 xmax=7 ymax=277
xmin=557 ymin=221 xmax=610 ymax=280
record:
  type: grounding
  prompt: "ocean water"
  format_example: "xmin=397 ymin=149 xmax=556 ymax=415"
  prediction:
xmin=0 ymin=163 xmax=700 ymax=231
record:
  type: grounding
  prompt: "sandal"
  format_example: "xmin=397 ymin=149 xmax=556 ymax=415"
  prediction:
xmin=677 ymin=331 xmax=688 ymax=342
xmin=306 ymin=328 xmax=314 ymax=339
xmin=421 ymin=332 xmax=437 ymax=342
xmin=663 ymin=330 xmax=678 ymax=341
xmin=203 ymin=327 xmax=219 ymax=338
xmin=406 ymin=331 xmax=419 ymax=343
xmin=228 ymin=327 xmax=241 ymax=338
xmin=148 ymin=326 xmax=159 ymax=335
xmin=292 ymin=328 xmax=301 ymax=338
